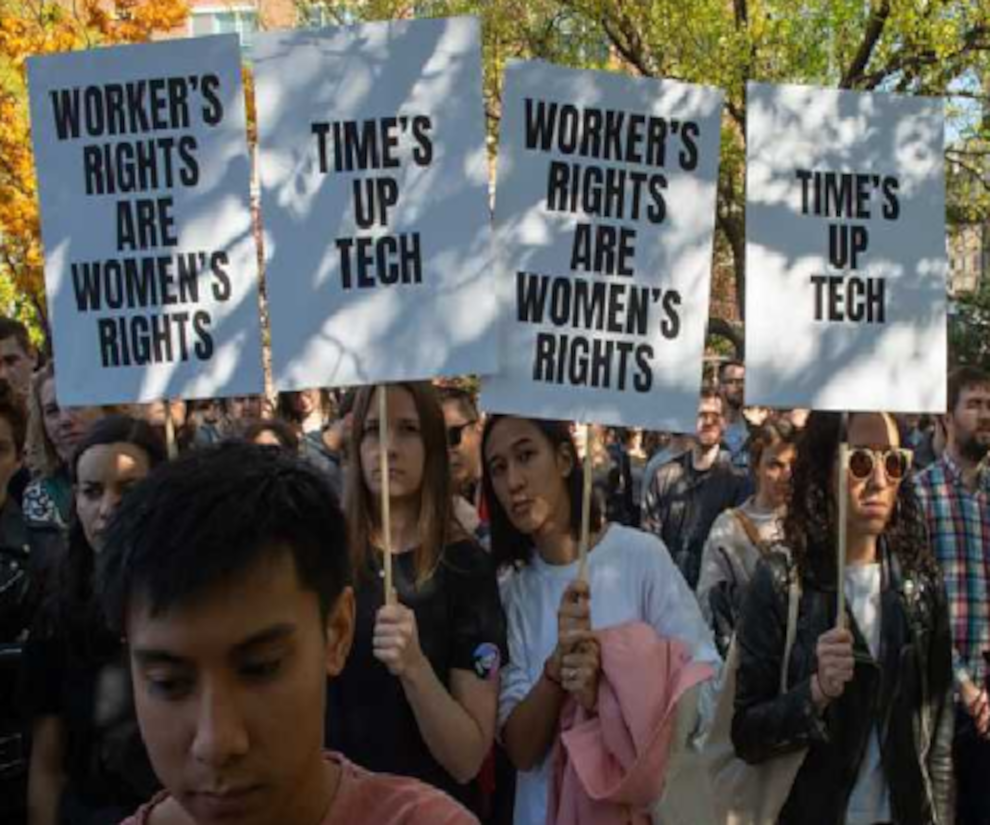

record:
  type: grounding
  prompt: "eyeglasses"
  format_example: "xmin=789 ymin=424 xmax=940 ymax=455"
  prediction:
xmin=847 ymin=447 xmax=913 ymax=481
xmin=447 ymin=420 xmax=477 ymax=448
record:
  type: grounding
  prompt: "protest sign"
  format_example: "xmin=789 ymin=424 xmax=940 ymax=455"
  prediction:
xmin=253 ymin=16 xmax=496 ymax=390
xmin=480 ymin=61 xmax=724 ymax=431
xmin=745 ymin=82 xmax=947 ymax=413
xmin=28 ymin=35 xmax=265 ymax=406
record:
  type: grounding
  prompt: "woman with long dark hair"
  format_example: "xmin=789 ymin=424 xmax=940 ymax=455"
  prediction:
xmin=481 ymin=415 xmax=719 ymax=825
xmin=326 ymin=383 xmax=505 ymax=814
xmin=22 ymin=415 xmax=166 ymax=825
xmin=731 ymin=411 xmax=954 ymax=825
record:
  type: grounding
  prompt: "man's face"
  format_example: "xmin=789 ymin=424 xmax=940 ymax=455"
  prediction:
xmin=0 ymin=336 xmax=33 ymax=399
xmin=127 ymin=550 xmax=354 ymax=825
xmin=442 ymin=398 xmax=481 ymax=494
xmin=229 ymin=396 xmax=263 ymax=421
xmin=695 ymin=396 xmax=725 ymax=449
xmin=947 ymin=383 xmax=990 ymax=463
xmin=720 ymin=365 xmax=745 ymax=411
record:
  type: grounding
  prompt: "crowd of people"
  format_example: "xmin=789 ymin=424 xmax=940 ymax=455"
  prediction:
xmin=0 ymin=314 xmax=987 ymax=825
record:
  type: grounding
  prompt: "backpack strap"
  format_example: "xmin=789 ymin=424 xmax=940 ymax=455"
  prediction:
xmin=731 ymin=508 xmax=772 ymax=555
xmin=781 ymin=567 xmax=801 ymax=694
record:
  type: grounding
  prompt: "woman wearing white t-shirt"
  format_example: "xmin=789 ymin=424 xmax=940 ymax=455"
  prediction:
xmin=731 ymin=411 xmax=954 ymax=825
xmin=481 ymin=416 xmax=720 ymax=825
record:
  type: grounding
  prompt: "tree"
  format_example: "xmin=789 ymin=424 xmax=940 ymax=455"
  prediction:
xmin=301 ymin=0 xmax=990 ymax=333
xmin=0 ymin=0 xmax=189 ymax=342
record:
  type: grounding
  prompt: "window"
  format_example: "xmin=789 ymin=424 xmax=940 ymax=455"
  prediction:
xmin=190 ymin=6 xmax=259 ymax=54
xmin=299 ymin=3 xmax=356 ymax=28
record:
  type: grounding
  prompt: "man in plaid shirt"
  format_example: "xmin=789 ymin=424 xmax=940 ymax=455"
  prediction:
xmin=912 ymin=366 xmax=990 ymax=825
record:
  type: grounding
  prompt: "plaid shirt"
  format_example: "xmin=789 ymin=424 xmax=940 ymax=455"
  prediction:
xmin=912 ymin=453 xmax=990 ymax=691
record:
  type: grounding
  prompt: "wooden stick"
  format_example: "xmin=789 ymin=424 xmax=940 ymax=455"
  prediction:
xmin=378 ymin=386 xmax=395 ymax=605
xmin=164 ymin=399 xmax=178 ymax=460
xmin=578 ymin=422 xmax=593 ymax=582
xmin=836 ymin=411 xmax=849 ymax=628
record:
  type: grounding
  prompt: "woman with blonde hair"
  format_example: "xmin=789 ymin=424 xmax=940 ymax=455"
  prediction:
xmin=326 ymin=382 xmax=506 ymax=815
xmin=23 ymin=364 xmax=108 ymax=530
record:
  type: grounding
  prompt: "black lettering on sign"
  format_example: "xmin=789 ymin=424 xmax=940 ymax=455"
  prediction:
xmin=569 ymin=223 xmax=637 ymax=277
xmin=545 ymin=161 xmax=666 ymax=223
xmin=82 ymin=136 xmax=199 ymax=196
xmin=827 ymin=223 xmax=869 ymax=270
xmin=311 ymin=117 xmax=434 ymax=174
xmin=97 ymin=309 xmax=214 ymax=368
xmin=337 ymin=234 xmax=422 ymax=289
xmin=49 ymin=75 xmax=224 ymax=141
xmin=352 ymin=177 xmax=400 ymax=230
xmin=115 ymin=197 xmax=178 ymax=252
xmin=522 ymin=99 xmax=695 ymax=169
xmin=796 ymin=169 xmax=901 ymax=221
xmin=810 ymin=274 xmax=886 ymax=323
xmin=531 ymin=332 xmax=654 ymax=393
xmin=68 ymin=251 xmax=238 ymax=313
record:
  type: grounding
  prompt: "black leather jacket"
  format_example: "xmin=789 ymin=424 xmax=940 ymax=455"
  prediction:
xmin=731 ymin=548 xmax=954 ymax=825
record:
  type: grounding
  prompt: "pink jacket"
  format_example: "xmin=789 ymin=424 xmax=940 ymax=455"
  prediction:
xmin=547 ymin=622 xmax=714 ymax=825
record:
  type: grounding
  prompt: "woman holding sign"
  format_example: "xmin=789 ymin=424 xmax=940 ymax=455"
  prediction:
xmin=22 ymin=415 xmax=166 ymax=825
xmin=326 ymin=382 xmax=506 ymax=814
xmin=731 ymin=411 xmax=953 ymax=825
xmin=481 ymin=416 xmax=719 ymax=825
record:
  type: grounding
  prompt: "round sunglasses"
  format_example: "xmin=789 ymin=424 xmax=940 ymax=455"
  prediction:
xmin=847 ymin=447 xmax=913 ymax=481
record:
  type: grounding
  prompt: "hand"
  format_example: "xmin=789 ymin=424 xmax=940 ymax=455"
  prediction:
xmin=557 ymin=579 xmax=591 ymax=652
xmin=961 ymin=679 xmax=990 ymax=738
xmin=561 ymin=631 xmax=601 ymax=711
xmin=373 ymin=603 xmax=427 ymax=679
xmin=814 ymin=627 xmax=855 ymax=706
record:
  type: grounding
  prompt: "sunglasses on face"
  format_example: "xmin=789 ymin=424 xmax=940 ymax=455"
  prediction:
xmin=447 ymin=420 xmax=477 ymax=448
xmin=847 ymin=447 xmax=913 ymax=481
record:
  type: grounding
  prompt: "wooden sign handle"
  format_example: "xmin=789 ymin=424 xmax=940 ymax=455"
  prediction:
xmin=836 ymin=411 xmax=849 ymax=628
xmin=578 ymin=422 xmax=593 ymax=582
xmin=378 ymin=386 xmax=395 ymax=606
xmin=164 ymin=399 xmax=178 ymax=460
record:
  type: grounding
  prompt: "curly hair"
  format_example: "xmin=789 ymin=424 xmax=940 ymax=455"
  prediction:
xmin=785 ymin=411 xmax=936 ymax=584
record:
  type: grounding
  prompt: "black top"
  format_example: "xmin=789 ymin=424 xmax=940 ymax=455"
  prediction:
xmin=326 ymin=539 xmax=507 ymax=812
xmin=20 ymin=610 xmax=157 ymax=824
xmin=641 ymin=449 xmax=752 ymax=588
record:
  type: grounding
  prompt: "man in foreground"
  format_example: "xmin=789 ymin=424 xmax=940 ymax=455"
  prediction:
xmin=99 ymin=443 xmax=478 ymax=825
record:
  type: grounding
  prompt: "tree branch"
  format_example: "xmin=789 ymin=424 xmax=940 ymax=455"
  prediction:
xmin=840 ymin=0 xmax=891 ymax=88
xmin=598 ymin=10 xmax=655 ymax=76
xmin=857 ymin=24 xmax=990 ymax=90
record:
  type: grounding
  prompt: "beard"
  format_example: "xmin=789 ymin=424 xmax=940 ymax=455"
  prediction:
xmin=958 ymin=430 xmax=990 ymax=463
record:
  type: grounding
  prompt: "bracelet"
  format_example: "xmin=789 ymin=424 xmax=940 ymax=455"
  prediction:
xmin=815 ymin=672 xmax=839 ymax=700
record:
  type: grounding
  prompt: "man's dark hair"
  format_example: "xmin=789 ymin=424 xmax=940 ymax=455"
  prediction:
xmin=99 ymin=443 xmax=351 ymax=635
xmin=947 ymin=365 xmax=990 ymax=415
xmin=0 ymin=317 xmax=31 ymax=354
xmin=242 ymin=417 xmax=300 ymax=451
xmin=699 ymin=384 xmax=722 ymax=404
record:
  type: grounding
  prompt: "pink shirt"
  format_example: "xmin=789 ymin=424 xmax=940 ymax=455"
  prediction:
xmin=118 ymin=752 xmax=479 ymax=825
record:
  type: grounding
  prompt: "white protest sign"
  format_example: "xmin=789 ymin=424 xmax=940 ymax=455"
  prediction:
xmin=253 ymin=16 xmax=496 ymax=390
xmin=480 ymin=62 xmax=723 ymax=430
xmin=28 ymin=35 xmax=265 ymax=406
xmin=745 ymin=82 xmax=947 ymax=413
